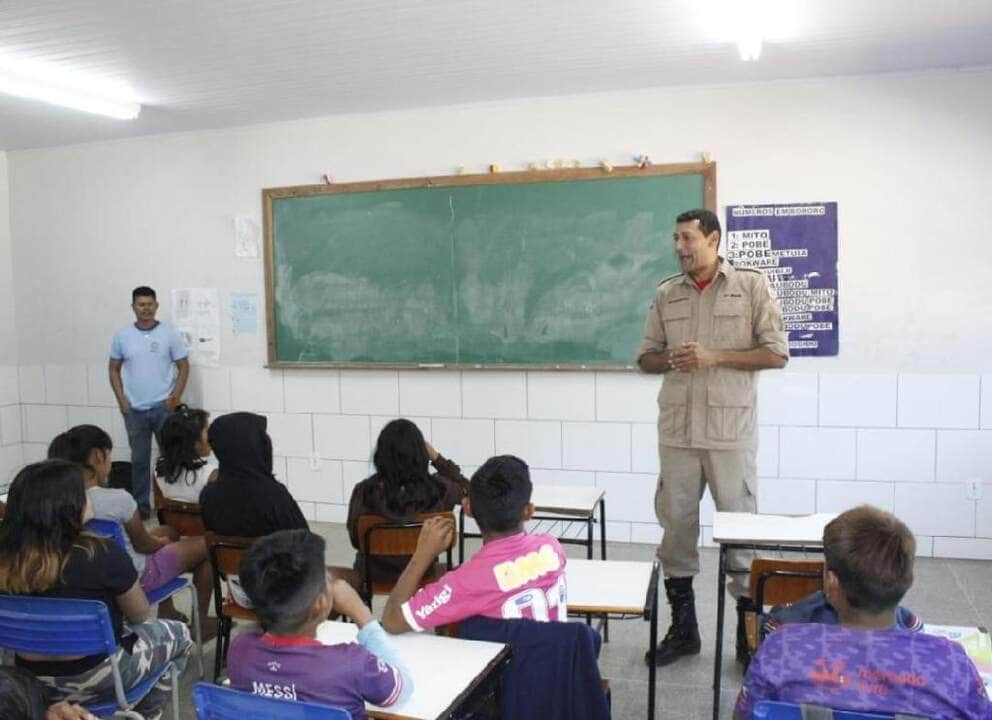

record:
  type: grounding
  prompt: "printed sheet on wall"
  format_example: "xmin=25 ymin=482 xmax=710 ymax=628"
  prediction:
xmin=725 ymin=202 xmax=838 ymax=357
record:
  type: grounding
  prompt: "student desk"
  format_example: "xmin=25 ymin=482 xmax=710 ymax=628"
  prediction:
xmin=566 ymin=558 xmax=661 ymax=720
xmin=317 ymin=621 xmax=510 ymax=720
xmin=458 ymin=485 xmax=606 ymax=564
xmin=710 ymin=511 xmax=837 ymax=720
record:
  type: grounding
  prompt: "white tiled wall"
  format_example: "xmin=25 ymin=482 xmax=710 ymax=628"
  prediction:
xmin=5 ymin=366 xmax=992 ymax=558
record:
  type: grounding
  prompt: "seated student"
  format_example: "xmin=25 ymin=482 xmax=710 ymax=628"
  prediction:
xmin=382 ymin=455 xmax=567 ymax=634
xmin=198 ymin=412 xmax=309 ymax=607
xmin=155 ymin=405 xmax=217 ymax=504
xmin=48 ymin=425 xmax=216 ymax=639
xmin=227 ymin=529 xmax=412 ymax=719
xmin=346 ymin=418 xmax=468 ymax=584
xmin=0 ymin=666 xmax=97 ymax=720
xmin=735 ymin=505 xmax=992 ymax=720
xmin=0 ymin=460 xmax=190 ymax=718
xmin=199 ymin=412 xmax=307 ymax=537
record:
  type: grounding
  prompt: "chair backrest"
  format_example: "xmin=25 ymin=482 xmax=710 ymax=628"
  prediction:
xmin=753 ymin=700 xmax=922 ymax=720
xmin=0 ymin=595 xmax=118 ymax=658
xmin=204 ymin=533 xmax=256 ymax=578
xmin=750 ymin=559 xmax=824 ymax=608
xmin=157 ymin=498 xmax=207 ymax=537
xmin=357 ymin=511 xmax=455 ymax=557
xmin=192 ymin=682 xmax=351 ymax=720
xmin=86 ymin=518 xmax=129 ymax=553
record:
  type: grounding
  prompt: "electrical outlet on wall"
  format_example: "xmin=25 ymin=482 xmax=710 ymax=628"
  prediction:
xmin=309 ymin=452 xmax=321 ymax=471
xmin=966 ymin=478 xmax=983 ymax=500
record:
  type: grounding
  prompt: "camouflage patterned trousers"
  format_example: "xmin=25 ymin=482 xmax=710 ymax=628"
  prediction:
xmin=36 ymin=618 xmax=191 ymax=719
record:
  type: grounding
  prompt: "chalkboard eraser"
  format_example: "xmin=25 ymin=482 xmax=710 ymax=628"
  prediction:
xmin=417 ymin=363 xmax=445 ymax=368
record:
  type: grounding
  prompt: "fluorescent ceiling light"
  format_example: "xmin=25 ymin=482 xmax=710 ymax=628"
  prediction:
xmin=0 ymin=56 xmax=141 ymax=120
xmin=694 ymin=0 xmax=801 ymax=62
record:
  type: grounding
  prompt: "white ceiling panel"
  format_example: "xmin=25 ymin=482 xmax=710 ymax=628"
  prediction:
xmin=0 ymin=0 xmax=990 ymax=149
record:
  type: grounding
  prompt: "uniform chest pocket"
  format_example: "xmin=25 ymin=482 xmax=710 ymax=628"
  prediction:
xmin=662 ymin=301 xmax=692 ymax=347
xmin=712 ymin=300 xmax=749 ymax=349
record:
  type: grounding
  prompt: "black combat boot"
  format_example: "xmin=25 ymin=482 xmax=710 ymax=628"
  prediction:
xmin=736 ymin=596 xmax=758 ymax=668
xmin=644 ymin=577 xmax=702 ymax=666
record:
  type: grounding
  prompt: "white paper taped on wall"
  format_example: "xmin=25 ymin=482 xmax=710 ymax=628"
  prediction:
xmin=171 ymin=288 xmax=221 ymax=367
xmin=234 ymin=216 xmax=261 ymax=259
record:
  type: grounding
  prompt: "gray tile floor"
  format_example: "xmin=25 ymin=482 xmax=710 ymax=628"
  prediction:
xmin=165 ymin=522 xmax=992 ymax=720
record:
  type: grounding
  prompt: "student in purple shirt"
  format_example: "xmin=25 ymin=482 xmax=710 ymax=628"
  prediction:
xmin=735 ymin=505 xmax=992 ymax=720
xmin=227 ymin=529 xmax=412 ymax=719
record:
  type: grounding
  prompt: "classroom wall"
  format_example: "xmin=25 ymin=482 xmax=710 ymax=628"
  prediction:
xmin=4 ymin=68 xmax=992 ymax=556
xmin=0 ymin=152 xmax=23 ymax=485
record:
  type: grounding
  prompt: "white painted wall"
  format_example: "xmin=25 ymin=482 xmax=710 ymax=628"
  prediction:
xmin=0 ymin=152 xmax=23 ymax=483
xmin=5 ymin=69 xmax=992 ymax=556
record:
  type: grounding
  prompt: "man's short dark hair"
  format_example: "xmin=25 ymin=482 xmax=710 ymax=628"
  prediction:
xmin=132 ymin=286 xmax=156 ymax=303
xmin=676 ymin=208 xmax=722 ymax=243
xmin=823 ymin=505 xmax=915 ymax=613
xmin=469 ymin=455 xmax=532 ymax=534
xmin=239 ymin=529 xmax=327 ymax=633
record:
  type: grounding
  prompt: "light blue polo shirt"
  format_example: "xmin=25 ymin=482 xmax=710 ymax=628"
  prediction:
xmin=110 ymin=321 xmax=189 ymax=411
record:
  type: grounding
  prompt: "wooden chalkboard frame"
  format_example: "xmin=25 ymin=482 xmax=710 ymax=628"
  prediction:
xmin=262 ymin=162 xmax=717 ymax=369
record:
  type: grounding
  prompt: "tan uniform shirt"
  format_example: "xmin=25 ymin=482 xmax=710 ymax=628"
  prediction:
xmin=638 ymin=258 xmax=788 ymax=450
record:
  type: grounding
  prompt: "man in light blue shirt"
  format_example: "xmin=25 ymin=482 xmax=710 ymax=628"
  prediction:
xmin=109 ymin=286 xmax=190 ymax=517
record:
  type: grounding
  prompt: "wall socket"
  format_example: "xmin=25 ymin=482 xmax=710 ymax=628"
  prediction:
xmin=966 ymin=478 xmax=983 ymax=500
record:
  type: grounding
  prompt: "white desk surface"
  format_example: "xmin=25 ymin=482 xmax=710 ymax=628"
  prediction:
xmin=712 ymin=512 xmax=837 ymax=546
xmin=566 ymin=558 xmax=655 ymax=614
xmin=317 ymin=621 xmax=507 ymax=720
xmin=529 ymin=485 xmax=604 ymax=516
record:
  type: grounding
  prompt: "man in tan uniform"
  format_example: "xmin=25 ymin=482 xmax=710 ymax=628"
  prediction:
xmin=638 ymin=208 xmax=788 ymax=667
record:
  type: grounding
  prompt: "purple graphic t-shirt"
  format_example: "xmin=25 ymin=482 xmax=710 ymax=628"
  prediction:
xmin=735 ymin=623 xmax=992 ymax=720
xmin=228 ymin=631 xmax=402 ymax=719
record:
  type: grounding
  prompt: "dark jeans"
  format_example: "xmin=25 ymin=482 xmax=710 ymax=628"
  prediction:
xmin=123 ymin=402 xmax=170 ymax=514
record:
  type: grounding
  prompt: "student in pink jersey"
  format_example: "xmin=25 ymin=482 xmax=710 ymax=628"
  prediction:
xmin=382 ymin=455 xmax=567 ymax=634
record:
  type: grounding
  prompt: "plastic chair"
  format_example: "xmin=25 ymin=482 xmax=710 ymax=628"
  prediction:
xmin=204 ymin=533 xmax=258 ymax=683
xmin=0 ymin=594 xmax=181 ymax=720
xmin=356 ymin=510 xmax=455 ymax=606
xmin=86 ymin=518 xmax=204 ymax=678
xmin=192 ymin=682 xmax=351 ymax=719
xmin=753 ymin=700 xmax=923 ymax=719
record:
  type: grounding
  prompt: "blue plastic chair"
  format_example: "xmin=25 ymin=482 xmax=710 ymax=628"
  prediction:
xmin=0 ymin=594 xmax=181 ymax=720
xmin=86 ymin=518 xmax=204 ymax=677
xmin=192 ymin=682 xmax=351 ymax=719
xmin=754 ymin=700 xmax=918 ymax=719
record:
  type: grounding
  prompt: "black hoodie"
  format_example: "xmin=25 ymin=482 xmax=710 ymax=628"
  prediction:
xmin=199 ymin=412 xmax=308 ymax=537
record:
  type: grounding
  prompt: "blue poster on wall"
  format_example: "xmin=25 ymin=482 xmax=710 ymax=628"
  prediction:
xmin=725 ymin=203 xmax=838 ymax=356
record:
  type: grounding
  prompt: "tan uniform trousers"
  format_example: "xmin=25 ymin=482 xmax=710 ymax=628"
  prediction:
xmin=654 ymin=444 xmax=756 ymax=598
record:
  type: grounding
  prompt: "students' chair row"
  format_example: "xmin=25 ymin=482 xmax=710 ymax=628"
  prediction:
xmin=0 ymin=594 xmax=181 ymax=720
xmin=85 ymin=518 xmax=205 ymax=678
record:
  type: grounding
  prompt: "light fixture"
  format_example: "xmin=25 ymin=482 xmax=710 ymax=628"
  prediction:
xmin=0 ymin=56 xmax=141 ymax=120
xmin=737 ymin=33 xmax=763 ymax=62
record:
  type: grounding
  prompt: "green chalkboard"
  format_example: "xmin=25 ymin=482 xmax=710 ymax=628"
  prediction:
xmin=263 ymin=164 xmax=716 ymax=368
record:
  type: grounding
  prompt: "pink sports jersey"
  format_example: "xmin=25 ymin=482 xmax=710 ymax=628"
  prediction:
xmin=401 ymin=532 xmax=567 ymax=632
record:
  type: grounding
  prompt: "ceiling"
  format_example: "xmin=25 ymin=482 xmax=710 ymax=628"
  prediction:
xmin=1 ymin=0 xmax=991 ymax=150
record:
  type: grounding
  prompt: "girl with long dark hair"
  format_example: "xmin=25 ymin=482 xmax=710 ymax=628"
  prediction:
xmin=48 ymin=425 xmax=216 ymax=639
xmin=0 ymin=460 xmax=190 ymax=716
xmin=346 ymin=418 xmax=468 ymax=581
xmin=155 ymin=405 xmax=217 ymax=503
